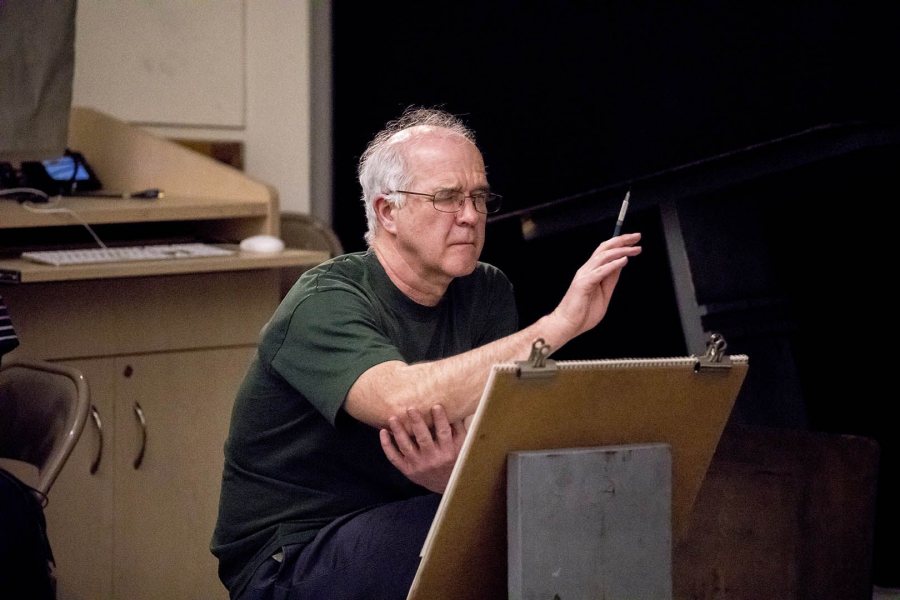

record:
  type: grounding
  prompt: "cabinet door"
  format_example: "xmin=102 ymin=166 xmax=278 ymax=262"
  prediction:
xmin=112 ymin=347 xmax=251 ymax=600
xmin=45 ymin=357 xmax=117 ymax=600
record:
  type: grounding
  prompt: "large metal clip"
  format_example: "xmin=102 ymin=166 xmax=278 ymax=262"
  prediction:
xmin=516 ymin=338 xmax=557 ymax=379
xmin=693 ymin=332 xmax=733 ymax=372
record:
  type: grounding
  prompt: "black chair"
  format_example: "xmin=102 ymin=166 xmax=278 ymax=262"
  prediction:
xmin=0 ymin=359 xmax=90 ymax=495
xmin=279 ymin=212 xmax=344 ymax=298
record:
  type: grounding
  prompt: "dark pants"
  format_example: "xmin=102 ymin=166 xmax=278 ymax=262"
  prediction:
xmin=0 ymin=469 xmax=55 ymax=600
xmin=240 ymin=493 xmax=440 ymax=600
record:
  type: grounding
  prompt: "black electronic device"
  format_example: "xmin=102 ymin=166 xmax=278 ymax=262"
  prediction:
xmin=0 ymin=162 xmax=19 ymax=189
xmin=20 ymin=150 xmax=103 ymax=196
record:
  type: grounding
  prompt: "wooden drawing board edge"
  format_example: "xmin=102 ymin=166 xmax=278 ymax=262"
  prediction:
xmin=408 ymin=355 xmax=748 ymax=600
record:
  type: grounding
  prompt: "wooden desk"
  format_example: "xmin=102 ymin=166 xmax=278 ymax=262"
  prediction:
xmin=1 ymin=107 xmax=329 ymax=600
xmin=0 ymin=247 xmax=322 ymax=283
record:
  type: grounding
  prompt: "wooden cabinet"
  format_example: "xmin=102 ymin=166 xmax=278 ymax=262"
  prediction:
xmin=44 ymin=357 xmax=115 ymax=599
xmin=6 ymin=270 xmax=277 ymax=600
xmin=2 ymin=270 xmax=312 ymax=599
xmin=47 ymin=349 xmax=251 ymax=600
xmin=0 ymin=108 xmax=329 ymax=599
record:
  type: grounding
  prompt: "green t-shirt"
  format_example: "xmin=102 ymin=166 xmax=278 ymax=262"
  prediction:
xmin=211 ymin=251 xmax=518 ymax=596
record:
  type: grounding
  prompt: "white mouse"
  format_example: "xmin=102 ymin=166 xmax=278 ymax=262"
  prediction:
xmin=239 ymin=234 xmax=285 ymax=254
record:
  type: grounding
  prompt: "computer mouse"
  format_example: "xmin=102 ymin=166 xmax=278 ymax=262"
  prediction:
xmin=239 ymin=234 xmax=285 ymax=254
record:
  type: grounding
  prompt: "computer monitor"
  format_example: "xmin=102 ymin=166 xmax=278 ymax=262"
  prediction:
xmin=0 ymin=0 xmax=76 ymax=164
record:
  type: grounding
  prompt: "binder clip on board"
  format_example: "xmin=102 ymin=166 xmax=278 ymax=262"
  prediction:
xmin=693 ymin=332 xmax=732 ymax=371
xmin=515 ymin=338 xmax=555 ymax=378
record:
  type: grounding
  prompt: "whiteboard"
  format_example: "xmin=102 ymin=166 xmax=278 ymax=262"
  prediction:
xmin=73 ymin=0 xmax=245 ymax=127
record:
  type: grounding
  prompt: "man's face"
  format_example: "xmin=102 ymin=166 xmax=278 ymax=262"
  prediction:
xmin=391 ymin=132 xmax=488 ymax=284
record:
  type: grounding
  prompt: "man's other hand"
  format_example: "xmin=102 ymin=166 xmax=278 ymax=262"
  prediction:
xmin=379 ymin=404 xmax=467 ymax=493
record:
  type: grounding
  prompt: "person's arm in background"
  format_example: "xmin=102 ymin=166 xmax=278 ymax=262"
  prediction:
xmin=0 ymin=295 xmax=20 ymax=366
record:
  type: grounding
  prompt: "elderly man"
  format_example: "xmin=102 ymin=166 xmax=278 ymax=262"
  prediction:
xmin=212 ymin=107 xmax=641 ymax=600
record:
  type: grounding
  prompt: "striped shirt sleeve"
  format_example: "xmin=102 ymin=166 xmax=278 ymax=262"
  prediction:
xmin=0 ymin=295 xmax=20 ymax=358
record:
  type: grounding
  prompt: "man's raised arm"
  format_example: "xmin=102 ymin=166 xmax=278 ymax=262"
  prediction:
xmin=346 ymin=232 xmax=642 ymax=427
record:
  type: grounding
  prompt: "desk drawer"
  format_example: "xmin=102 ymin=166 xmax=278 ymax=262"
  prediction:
xmin=2 ymin=269 xmax=277 ymax=360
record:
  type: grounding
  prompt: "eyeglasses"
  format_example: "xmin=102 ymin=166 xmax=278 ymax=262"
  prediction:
xmin=393 ymin=189 xmax=502 ymax=214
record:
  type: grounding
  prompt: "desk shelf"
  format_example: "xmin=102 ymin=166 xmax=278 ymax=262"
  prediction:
xmin=0 ymin=248 xmax=328 ymax=283
xmin=0 ymin=194 xmax=268 ymax=229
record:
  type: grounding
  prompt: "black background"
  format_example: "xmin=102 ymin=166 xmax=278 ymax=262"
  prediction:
xmin=330 ymin=0 xmax=899 ymax=356
xmin=330 ymin=2 xmax=900 ymax=585
xmin=332 ymin=2 xmax=899 ymax=249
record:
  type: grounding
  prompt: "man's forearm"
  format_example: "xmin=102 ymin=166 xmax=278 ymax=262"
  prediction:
xmin=346 ymin=313 xmax=571 ymax=427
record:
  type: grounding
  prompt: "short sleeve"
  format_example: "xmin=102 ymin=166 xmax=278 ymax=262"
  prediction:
xmin=268 ymin=289 xmax=404 ymax=425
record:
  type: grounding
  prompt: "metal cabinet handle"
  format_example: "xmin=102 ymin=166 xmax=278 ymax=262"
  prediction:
xmin=89 ymin=405 xmax=103 ymax=475
xmin=133 ymin=402 xmax=147 ymax=469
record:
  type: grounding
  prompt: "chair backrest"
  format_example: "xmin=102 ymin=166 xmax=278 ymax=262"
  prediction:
xmin=0 ymin=360 xmax=90 ymax=495
xmin=279 ymin=212 xmax=344 ymax=298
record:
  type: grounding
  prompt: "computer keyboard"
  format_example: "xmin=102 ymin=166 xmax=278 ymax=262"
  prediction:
xmin=21 ymin=243 xmax=235 ymax=266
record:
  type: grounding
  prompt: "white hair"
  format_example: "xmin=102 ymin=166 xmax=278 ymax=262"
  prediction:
xmin=358 ymin=107 xmax=477 ymax=246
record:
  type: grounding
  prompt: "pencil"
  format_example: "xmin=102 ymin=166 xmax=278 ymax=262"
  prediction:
xmin=612 ymin=190 xmax=630 ymax=237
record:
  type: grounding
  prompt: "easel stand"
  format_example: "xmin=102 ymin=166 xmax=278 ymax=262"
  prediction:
xmin=408 ymin=337 xmax=747 ymax=600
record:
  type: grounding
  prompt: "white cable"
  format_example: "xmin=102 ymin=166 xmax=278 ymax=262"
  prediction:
xmin=20 ymin=199 xmax=108 ymax=249
xmin=0 ymin=187 xmax=50 ymax=201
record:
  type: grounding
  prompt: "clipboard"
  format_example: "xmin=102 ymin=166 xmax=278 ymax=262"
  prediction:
xmin=408 ymin=336 xmax=748 ymax=600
